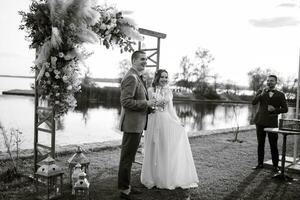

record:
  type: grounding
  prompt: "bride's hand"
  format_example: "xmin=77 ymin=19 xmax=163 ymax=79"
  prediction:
xmin=156 ymin=99 xmax=165 ymax=107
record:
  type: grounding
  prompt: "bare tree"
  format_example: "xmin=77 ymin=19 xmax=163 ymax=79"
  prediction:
xmin=0 ymin=123 xmax=23 ymax=181
xmin=193 ymin=47 xmax=215 ymax=97
xmin=247 ymin=67 xmax=274 ymax=94
xmin=227 ymin=105 xmax=243 ymax=143
xmin=174 ymin=56 xmax=194 ymax=89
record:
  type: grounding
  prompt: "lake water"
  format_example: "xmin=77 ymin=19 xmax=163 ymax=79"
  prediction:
xmin=0 ymin=77 xmax=296 ymax=151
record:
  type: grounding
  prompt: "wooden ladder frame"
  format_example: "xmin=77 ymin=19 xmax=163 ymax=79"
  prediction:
xmin=33 ymin=74 xmax=56 ymax=172
xmin=138 ymin=28 xmax=167 ymax=70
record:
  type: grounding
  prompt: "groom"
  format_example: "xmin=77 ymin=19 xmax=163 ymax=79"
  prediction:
xmin=118 ymin=50 xmax=156 ymax=199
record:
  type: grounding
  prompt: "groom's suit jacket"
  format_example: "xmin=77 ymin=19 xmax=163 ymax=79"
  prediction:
xmin=252 ymin=89 xmax=288 ymax=127
xmin=119 ymin=68 xmax=149 ymax=133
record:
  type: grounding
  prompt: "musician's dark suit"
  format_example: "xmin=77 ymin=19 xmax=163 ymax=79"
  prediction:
xmin=252 ymin=89 xmax=288 ymax=168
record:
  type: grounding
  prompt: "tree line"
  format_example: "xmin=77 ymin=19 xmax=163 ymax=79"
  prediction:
xmin=115 ymin=47 xmax=298 ymax=101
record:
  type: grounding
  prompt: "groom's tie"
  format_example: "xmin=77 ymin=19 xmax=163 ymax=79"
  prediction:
xmin=140 ymin=74 xmax=149 ymax=99
xmin=140 ymin=75 xmax=146 ymax=86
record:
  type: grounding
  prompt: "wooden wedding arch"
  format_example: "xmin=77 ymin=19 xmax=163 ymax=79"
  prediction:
xmin=33 ymin=28 xmax=167 ymax=171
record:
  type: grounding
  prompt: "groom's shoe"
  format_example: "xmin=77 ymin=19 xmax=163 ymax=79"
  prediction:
xmin=130 ymin=187 xmax=142 ymax=195
xmin=120 ymin=192 xmax=142 ymax=200
xmin=252 ymin=164 xmax=264 ymax=170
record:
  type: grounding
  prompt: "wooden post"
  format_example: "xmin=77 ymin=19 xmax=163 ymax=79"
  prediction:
xmin=34 ymin=69 xmax=39 ymax=172
xmin=156 ymin=38 xmax=161 ymax=71
xmin=51 ymin=108 xmax=56 ymax=158
xmin=138 ymin=28 xmax=166 ymax=70
xmin=293 ymin=50 xmax=300 ymax=163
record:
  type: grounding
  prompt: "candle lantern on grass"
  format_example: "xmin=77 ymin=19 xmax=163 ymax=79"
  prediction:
xmin=35 ymin=156 xmax=64 ymax=200
xmin=68 ymin=146 xmax=90 ymax=185
xmin=71 ymin=163 xmax=82 ymax=195
xmin=74 ymin=171 xmax=90 ymax=200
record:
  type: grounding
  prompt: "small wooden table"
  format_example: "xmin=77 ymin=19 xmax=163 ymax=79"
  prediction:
xmin=264 ymin=128 xmax=300 ymax=182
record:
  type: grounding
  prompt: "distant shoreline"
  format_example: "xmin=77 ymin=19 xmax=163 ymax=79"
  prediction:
xmin=2 ymin=89 xmax=34 ymax=96
xmin=173 ymin=97 xmax=251 ymax=104
xmin=1 ymin=89 xmax=251 ymax=104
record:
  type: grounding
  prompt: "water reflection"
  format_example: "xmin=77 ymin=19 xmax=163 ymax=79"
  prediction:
xmin=0 ymin=94 xmax=294 ymax=151
xmin=174 ymin=103 xmax=255 ymax=132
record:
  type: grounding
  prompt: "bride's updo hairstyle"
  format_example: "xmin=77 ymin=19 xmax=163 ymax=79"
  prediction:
xmin=152 ymin=69 xmax=168 ymax=89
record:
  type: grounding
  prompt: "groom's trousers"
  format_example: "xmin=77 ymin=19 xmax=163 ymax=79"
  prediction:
xmin=118 ymin=132 xmax=142 ymax=190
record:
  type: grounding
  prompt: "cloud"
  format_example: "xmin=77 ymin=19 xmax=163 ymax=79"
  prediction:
xmin=249 ymin=17 xmax=300 ymax=27
xmin=277 ymin=3 xmax=298 ymax=8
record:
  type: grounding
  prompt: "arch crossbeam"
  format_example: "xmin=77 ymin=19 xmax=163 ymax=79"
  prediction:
xmin=138 ymin=28 xmax=167 ymax=70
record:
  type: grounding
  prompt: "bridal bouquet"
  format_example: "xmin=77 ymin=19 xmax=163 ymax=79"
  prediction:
xmin=19 ymin=0 xmax=142 ymax=117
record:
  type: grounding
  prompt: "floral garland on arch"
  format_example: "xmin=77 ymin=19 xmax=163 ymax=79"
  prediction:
xmin=19 ymin=0 xmax=142 ymax=117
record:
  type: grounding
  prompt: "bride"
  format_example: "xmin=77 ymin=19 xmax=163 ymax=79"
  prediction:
xmin=141 ymin=69 xmax=199 ymax=189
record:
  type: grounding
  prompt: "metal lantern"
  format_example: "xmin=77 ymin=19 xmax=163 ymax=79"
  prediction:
xmin=35 ymin=156 xmax=64 ymax=200
xmin=74 ymin=171 xmax=90 ymax=200
xmin=68 ymin=146 xmax=90 ymax=185
xmin=71 ymin=163 xmax=82 ymax=195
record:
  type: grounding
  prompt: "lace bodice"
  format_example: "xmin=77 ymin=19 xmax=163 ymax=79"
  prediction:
xmin=148 ymin=87 xmax=171 ymax=105
xmin=147 ymin=86 xmax=180 ymax=123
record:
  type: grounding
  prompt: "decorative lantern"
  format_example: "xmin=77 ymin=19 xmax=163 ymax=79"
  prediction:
xmin=74 ymin=171 xmax=90 ymax=200
xmin=71 ymin=163 xmax=82 ymax=195
xmin=68 ymin=146 xmax=90 ymax=185
xmin=35 ymin=156 xmax=64 ymax=200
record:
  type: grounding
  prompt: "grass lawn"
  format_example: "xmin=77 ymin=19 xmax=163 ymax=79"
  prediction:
xmin=1 ymin=130 xmax=300 ymax=200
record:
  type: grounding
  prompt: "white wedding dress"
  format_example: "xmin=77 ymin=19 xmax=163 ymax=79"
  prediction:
xmin=141 ymin=86 xmax=199 ymax=189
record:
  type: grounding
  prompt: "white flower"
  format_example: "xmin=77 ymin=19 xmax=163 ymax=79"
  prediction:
xmin=62 ymin=76 xmax=68 ymax=82
xmin=55 ymin=75 xmax=60 ymax=79
xmin=104 ymin=34 xmax=112 ymax=41
xmin=67 ymin=38 xmax=73 ymax=46
xmin=69 ymin=60 xmax=75 ymax=66
xmin=54 ymin=69 xmax=60 ymax=75
xmin=111 ymin=18 xmax=117 ymax=24
xmin=69 ymin=23 xmax=76 ymax=31
xmin=110 ymin=23 xmax=117 ymax=29
xmin=56 ymin=93 xmax=60 ymax=96
xmin=42 ymin=62 xmax=50 ymax=68
xmin=45 ymin=72 xmax=50 ymax=77
xmin=64 ymin=55 xmax=72 ymax=61
xmin=51 ymin=56 xmax=57 ymax=66
xmin=67 ymin=85 xmax=73 ymax=90
xmin=46 ymin=80 xmax=51 ymax=84
xmin=100 ymin=23 xmax=107 ymax=30
xmin=58 ymin=52 xmax=64 ymax=58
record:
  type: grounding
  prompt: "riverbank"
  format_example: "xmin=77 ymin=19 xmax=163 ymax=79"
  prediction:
xmin=1 ymin=128 xmax=300 ymax=200
xmin=0 ymin=126 xmax=256 ymax=161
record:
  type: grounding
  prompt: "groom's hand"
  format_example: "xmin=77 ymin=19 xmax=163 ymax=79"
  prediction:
xmin=147 ymin=99 xmax=156 ymax=108
xmin=147 ymin=107 xmax=156 ymax=114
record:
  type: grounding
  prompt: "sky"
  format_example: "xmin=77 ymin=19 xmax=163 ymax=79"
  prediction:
xmin=1 ymin=0 xmax=300 ymax=86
